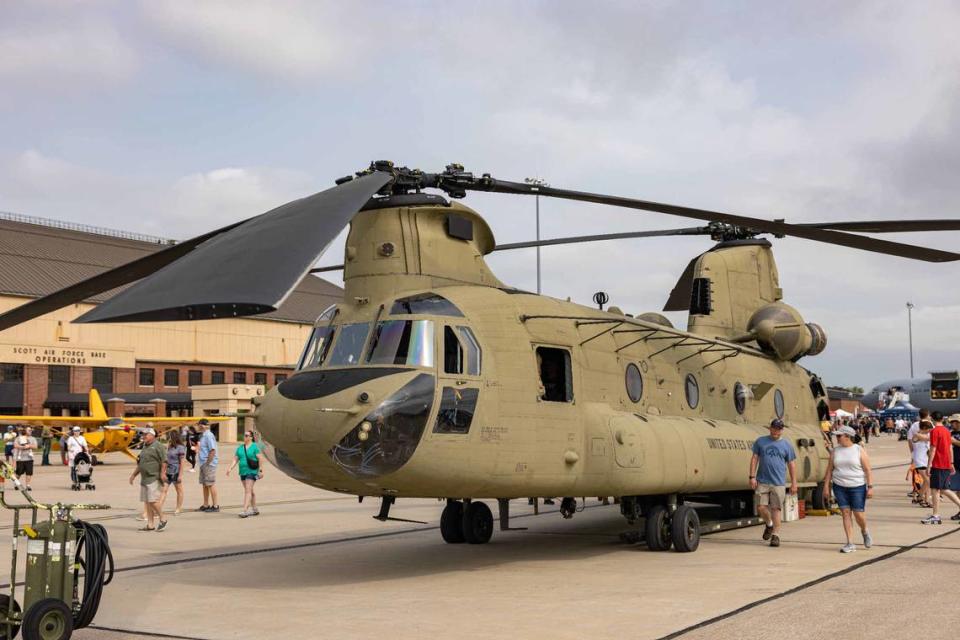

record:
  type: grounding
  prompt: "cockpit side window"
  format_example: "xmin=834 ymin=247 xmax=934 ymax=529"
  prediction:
xmin=390 ymin=293 xmax=463 ymax=317
xmin=326 ymin=323 xmax=371 ymax=367
xmin=458 ymin=327 xmax=481 ymax=376
xmin=443 ymin=326 xmax=464 ymax=374
xmin=366 ymin=320 xmax=435 ymax=367
xmin=296 ymin=305 xmax=337 ymax=370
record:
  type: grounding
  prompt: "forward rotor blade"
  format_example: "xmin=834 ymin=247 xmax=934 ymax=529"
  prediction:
xmin=800 ymin=219 xmax=960 ymax=233
xmin=75 ymin=171 xmax=391 ymax=324
xmin=478 ymin=179 xmax=960 ymax=262
xmin=0 ymin=221 xmax=247 ymax=332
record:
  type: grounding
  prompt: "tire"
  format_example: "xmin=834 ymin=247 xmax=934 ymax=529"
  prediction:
xmin=440 ymin=501 xmax=465 ymax=544
xmin=22 ymin=598 xmax=72 ymax=640
xmin=670 ymin=505 xmax=701 ymax=552
xmin=462 ymin=501 xmax=494 ymax=544
xmin=644 ymin=505 xmax=672 ymax=551
xmin=810 ymin=482 xmax=829 ymax=511
xmin=0 ymin=594 xmax=21 ymax=640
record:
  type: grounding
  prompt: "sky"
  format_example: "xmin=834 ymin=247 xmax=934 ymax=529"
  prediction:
xmin=1 ymin=0 xmax=959 ymax=389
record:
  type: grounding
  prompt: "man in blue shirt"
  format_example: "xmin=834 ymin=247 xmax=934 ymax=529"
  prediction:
xmin=196 ymin=419 xmax=220 ymax=513
xmin=749 ymin=418 xmax=798 ymax=548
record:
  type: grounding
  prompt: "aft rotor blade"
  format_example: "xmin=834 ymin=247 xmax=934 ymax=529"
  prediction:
xmin=494 ymin=226 xmax=709 ymax=250
xmin=0 ymin=221 xmax=247 ymax=332
xmin=800 ymin=219 xmax=960 ymax=233
xmin=477 ymin=179 xmax=960 ymax=262
xmin=76 ymin=171 xmax=391 ymax=324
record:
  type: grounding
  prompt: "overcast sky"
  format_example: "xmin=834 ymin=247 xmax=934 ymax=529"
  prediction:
xmin=2 ymin=1 xmax=959 ymax=388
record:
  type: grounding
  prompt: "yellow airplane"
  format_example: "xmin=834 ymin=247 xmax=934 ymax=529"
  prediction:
xmin=0 ymin=389 xmax=227 ymax=461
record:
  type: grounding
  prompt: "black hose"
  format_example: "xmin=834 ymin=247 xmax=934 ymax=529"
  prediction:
xmin=71 ymin=520 xmax=114 ymax=629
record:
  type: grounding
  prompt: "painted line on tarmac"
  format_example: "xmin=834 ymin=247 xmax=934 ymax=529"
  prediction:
xmin=657 ymin=524 xmax=960 ymax=640
xmin=88 ymin=624 xmax=212 ymax=640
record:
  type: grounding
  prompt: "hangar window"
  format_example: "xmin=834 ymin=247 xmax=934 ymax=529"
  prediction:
xmin=366 ymin=320 xmax=435 ymax=367
xmin=188 ymin=370 xmax=203 ymax=386
xmin=734 ymin=381 xmax=747 ymax=414
xmin=537 ymin=347 xmax=573 ymax=403
xmin=390 ymin=293 xmax=463 ymax=317
xmin=274 ymin=374 xmax=288 ymax=385
xmin=48 ymin=366 xmax=70 ymax=393
xmin=164 ymin=369 xmax=180 ymax=387
xmin=254 ymin=372 xmax=267 ymax=385
xmin=625 ymin=363 xmax=643 ymax=403
xmin=434 ymin=387 xmax=480 ymax=434
xmin=93 ymin=367 xmax=113 ymax=394
xmin=211 ymin=371 xmax=225 ymax=385
xmin=233 ymin=372 xmax=247 ymax=384
xmin=327 ymin=323 xmax=371 ymax=367
xmin=774 ymin=389 xmax=785 ymax=419
xmin=685 ymin=374 xmax=700 ymax=409
xmin=139 ymin=368 xmax=155 ymax=387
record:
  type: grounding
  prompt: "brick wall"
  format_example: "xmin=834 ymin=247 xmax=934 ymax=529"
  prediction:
xmin=24 ymin=364 xmax=47 ymax=415
xmin=70 ymin=366 xmax=92 ymax=394
xmin=115 ymin=368 xmax=135 ymax=393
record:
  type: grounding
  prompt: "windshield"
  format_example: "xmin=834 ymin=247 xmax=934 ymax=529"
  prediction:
xmin=366 ymin=320 xmax=435 ymax=367
xmin=297 ymin=325 xmax=336 ymax=370
xmin=327 ymin=323 xmax=371 ymax=366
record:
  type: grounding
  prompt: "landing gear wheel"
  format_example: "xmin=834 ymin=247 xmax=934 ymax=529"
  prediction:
xmin=670 ymin=505 xmax=701 ymax=552
xmin=462 ymin=501 xmax=494 ymax=544
xmin=0 ymin=594 xmax=21 ymax=640
xmin=440 ymin=501 xmax=465 ymax=544
xmin=644 ymin=505 xmax=672 ymax=551
xmin=22 ymin=598 xmax=72 ymax=640
xmin=810 ymin=482 xmax=829 ymax=510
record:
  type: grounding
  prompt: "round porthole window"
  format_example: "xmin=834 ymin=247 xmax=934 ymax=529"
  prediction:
xmin=774 ymin=389 xmax=785 ymax=419
xmin=734 ymin=381 xmax=747 ymax=415
xmin=625 ymin=363 xmax=643 ymax=403
xmin=685 ymin=374 xmax=699 ymax=409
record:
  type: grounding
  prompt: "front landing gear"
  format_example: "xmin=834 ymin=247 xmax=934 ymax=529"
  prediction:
xmin=440 ymin=500 xmax=494 ymax=545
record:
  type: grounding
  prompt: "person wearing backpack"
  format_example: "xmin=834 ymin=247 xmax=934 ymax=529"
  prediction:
xmin=226 ymin=429 xmax=264 ymax=518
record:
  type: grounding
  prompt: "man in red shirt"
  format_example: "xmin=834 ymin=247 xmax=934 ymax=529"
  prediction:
xmin=921 ymin=412 xmax=960 ymax=524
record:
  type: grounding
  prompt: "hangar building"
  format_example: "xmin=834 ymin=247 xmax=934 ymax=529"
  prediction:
xmin=0 ymin=212 xmax=340 ymax=437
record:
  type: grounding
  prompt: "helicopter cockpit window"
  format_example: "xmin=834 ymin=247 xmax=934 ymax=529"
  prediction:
xmin=366 ymin=320 xmax=435 ymax=367
xmin=434 ymin=387 xmax=480 ymax=434
xmin=443 ymin=326 xmax=464 ymax=374
xmin=390 ymin=293 xmax=463 ymax=317
xmin=326 ymin=323 xmax=370 ymax=367
xmin=537 ymin=347 xmax=573 ymax=403
xmin=458 ymin=327 xmax=481 ymax=375
xmin=297 ymin=325 xmax=336 ymax=370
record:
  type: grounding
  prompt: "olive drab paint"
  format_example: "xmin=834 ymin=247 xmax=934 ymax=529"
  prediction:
xmin=254 ymin=201 xmax=831 ymax=503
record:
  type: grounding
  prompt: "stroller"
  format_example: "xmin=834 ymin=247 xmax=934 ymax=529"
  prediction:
xmin=72 ymin=450 xmax=96 ymax=491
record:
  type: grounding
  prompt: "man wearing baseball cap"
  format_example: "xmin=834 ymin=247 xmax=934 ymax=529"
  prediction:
xmin=749 ymin=418 xmax=798 ymax=547
xmin=129 ymin=427 xmax=168 ymax=531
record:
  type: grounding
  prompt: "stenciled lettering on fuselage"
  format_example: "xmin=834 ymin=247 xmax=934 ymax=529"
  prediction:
xmin=705 ymin=437 xmax=754 ymax=451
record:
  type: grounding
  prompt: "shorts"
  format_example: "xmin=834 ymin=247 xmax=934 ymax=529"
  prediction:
xmin=140 ymin=481 xmax=162 ymax=503
xmin=166 ymin=472 xmax=181 ymax=485
xmin=832 ymin=483 xmax=866 ymax=512
xmin=756 ymin=483 xmax=785 ymax=510
xmin=3 ymin=444 xmax=12 ymax=457
xmin=930 ymin=468 xmax=953 ymax=490
xmin=199 ymin=462 xmax=217 ymax=486
xmin=240 ymin=473 xmax=259 ymax=482
xmin=15 ymin=460 xmax=34 ymax=476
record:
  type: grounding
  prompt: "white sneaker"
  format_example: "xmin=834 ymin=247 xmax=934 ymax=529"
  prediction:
xmin=841 ymin=543 xmax=856 ymax=553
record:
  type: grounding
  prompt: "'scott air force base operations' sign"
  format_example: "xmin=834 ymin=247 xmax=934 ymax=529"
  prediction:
xmin=0 ymin=342 xmax=135 ymax=369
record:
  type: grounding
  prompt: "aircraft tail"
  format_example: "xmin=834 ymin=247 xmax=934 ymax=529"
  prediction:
xmin=88 ymin=388 xmax=108 ymax=420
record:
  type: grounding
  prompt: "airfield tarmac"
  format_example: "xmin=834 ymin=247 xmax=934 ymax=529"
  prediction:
xmin=1 ymin=435 xmax=957 ymax=640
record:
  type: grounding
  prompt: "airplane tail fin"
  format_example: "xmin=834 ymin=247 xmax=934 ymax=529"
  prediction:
xmin=88 ymin=388 xmax=108 ymax=420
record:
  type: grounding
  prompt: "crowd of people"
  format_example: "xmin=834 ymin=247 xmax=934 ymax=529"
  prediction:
xmin=3 ymin=419 xmax=266 ymax=532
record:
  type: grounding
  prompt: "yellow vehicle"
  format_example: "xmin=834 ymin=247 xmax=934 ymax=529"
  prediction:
xmin=1 ymin=162 xmax=957 ymax=552
xmin=0 ymin=389 xmax=226 ymax=461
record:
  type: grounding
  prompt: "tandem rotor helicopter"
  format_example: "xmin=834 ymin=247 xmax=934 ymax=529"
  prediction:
xmin=2 ymin=161 xmax=958 ymax=553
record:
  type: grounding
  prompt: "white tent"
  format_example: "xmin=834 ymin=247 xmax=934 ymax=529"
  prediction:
xmin=834 ymin=409 xmax=854 ymax=418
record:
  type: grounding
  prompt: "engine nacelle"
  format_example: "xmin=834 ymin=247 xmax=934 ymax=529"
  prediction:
xmin=746 ymin=302 xmax=827 ymax=361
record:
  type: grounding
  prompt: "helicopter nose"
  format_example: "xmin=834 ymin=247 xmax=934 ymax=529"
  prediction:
xmin=255 ymin=368 xmax=436 ymax=480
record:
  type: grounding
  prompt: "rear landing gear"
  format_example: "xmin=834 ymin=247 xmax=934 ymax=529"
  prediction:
xmin=638 ymin=501 xmax=701 ymax=553
xmin=645 ymin=505 xmax=672 ymax=551
xmin=440 ymin=500 xmax=494 ymax=545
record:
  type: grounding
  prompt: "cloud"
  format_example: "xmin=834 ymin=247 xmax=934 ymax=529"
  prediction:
xmin=0 ymin=13 xmax=136 ymax=89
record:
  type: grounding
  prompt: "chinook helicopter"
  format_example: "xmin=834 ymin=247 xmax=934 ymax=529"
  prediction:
xmin=2 ymin=161 xmax=959 ymax=552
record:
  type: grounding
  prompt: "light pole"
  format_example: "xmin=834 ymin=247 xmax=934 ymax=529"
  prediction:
xmin=524 ymin=177 xmax=548 ymax=294
xmin=906 ymin=301 xmax=914 ymax=377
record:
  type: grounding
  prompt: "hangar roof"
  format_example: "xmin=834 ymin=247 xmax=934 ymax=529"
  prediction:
xmin=0 ymin=213 xmax=342 ymax=325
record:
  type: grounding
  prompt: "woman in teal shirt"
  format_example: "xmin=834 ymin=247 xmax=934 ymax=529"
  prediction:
xmin=226 ymin=430 xmax=265 ymax=518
